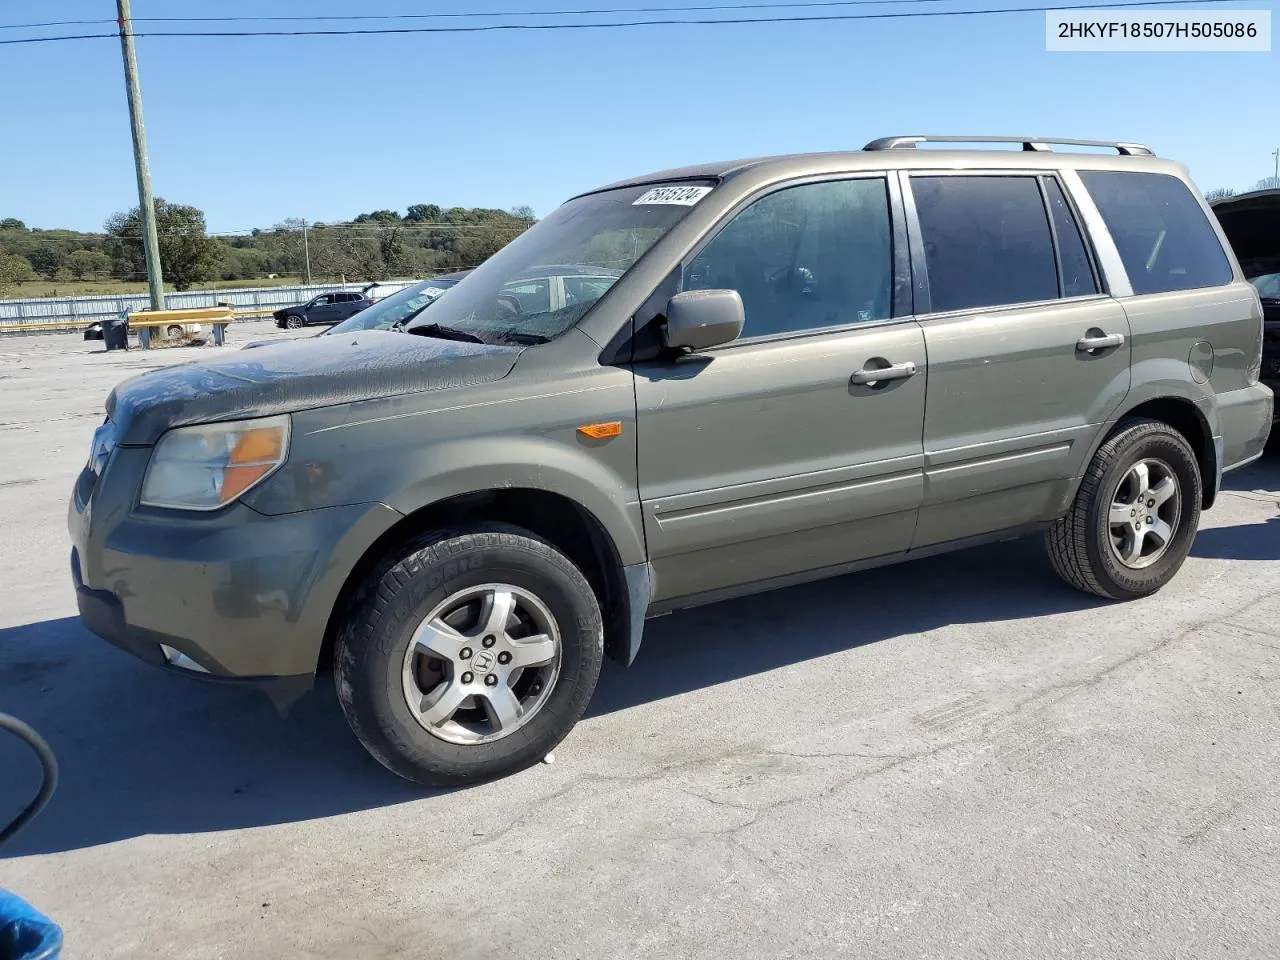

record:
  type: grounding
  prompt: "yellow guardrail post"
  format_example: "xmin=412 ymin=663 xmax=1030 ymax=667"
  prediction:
xmin=125 ymin=306 xmax=235 ymax=349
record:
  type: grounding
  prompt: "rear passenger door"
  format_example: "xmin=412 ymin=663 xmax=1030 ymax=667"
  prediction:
xmin=903 ymin=171 xmax=1132 ymax=548
xmin=634 ymin=175 xmax=928 ymax=603
xmin=339 ymin=293 xmax=365 ymax=319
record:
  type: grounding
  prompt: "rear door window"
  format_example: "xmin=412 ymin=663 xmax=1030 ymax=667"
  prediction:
xmin=1043 ymin=178 xmax=1099 ymax=297
xmin=912 ymin=175 xmax=1059 ymax=312
xmin=1079 ymin=170 xmax=1233 ymax=295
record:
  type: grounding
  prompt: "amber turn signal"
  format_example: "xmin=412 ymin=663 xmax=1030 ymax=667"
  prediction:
xmin=577 ymin=421 xmax=622 ymax=440
xmin=220 ymin=425 xmax=289 ymax=502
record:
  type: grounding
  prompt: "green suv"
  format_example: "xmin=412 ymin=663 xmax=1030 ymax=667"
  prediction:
xmin=69 ymin=136 xmax=1274 ymax=786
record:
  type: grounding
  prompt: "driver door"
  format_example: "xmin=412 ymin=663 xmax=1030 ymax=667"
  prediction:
xmin=633 ymin=175 xmax=928 ymax=603
xmin=306 ymin=295 xmax=338 ymax=324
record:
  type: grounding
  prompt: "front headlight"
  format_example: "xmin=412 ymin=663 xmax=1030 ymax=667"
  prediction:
xmin=141 ymin=415 xmax=291 ymax=511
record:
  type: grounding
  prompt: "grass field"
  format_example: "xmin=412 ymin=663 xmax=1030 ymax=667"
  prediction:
xmin=7 ymin=275 xmax=308 ymax=299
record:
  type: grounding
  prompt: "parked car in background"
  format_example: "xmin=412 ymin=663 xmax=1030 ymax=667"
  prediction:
xmin=1211 ymin=187 xmax=1280 ymax=422
xmin=273 ymin=291 xmax=371 ymax=329
xmin=242 ymin=272 xmax=472 ymax=350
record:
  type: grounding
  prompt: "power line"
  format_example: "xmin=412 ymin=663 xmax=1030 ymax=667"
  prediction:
xmin=0 ymin=0 xmax=1250 ymax=45
xmin=0 ymin=1 xmax=989 ymax=30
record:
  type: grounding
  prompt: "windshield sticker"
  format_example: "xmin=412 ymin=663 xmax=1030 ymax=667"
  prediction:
xmin=633 ymin=185 xmax=713 ymax=206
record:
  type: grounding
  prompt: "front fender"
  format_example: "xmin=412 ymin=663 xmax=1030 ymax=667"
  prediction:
xmin=386 ymin=435 xmax=647 ymax=567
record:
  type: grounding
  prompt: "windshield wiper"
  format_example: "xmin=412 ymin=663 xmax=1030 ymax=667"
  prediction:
xmin=500 ymin=330 xmax=552 ymax=345
xmin=406 ymin=322 xmax=486 ymax=344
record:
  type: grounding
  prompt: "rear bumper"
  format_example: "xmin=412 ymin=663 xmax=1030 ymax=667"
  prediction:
xmin=1263 ymin=378 xmax=1280 ymax=422
xmin=1214 ymin=382 xmax=1274 ymax=476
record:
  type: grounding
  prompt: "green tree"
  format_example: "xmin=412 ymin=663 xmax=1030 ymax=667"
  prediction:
xmin=0 ymin=218 xmax=25 ymax=231
xmin=65 ymin=248 xmax=112 ymax=280
xmin=405 ymin=204 xmax=441 ymax=223
xmin=0 ymin=252 xmax=36 ymax=295
xmin=26 ymin=246 xmax=64 ymax=279
xmin=218 ymin=246 xmax=271 ymax=281
xmin=104 ymin=198 xmax=223 ymax=291
xmin=353 ymin=209 xmax=401 ymax=224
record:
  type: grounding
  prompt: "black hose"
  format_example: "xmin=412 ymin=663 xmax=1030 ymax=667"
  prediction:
xmin=0 ymin=714 xmax=58 ymax=850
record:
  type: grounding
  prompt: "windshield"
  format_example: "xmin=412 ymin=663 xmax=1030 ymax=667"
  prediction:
xmin=326 ymin=278 xmax=458 ymax=334
xmin=404 ymin=180 xmax=716 ymax=343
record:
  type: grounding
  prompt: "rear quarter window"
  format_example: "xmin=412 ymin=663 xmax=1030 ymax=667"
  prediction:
xmin=1079 ymin=170 xmax=1233 ymax=295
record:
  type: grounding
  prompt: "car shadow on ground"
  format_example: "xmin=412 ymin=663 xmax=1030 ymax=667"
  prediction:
xmin=3 ymin=453 xmax=1276 ymax=859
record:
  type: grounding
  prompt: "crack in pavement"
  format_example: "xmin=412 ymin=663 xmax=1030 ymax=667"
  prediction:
xmin=447 ymin=584 xmax=1280 ymax=865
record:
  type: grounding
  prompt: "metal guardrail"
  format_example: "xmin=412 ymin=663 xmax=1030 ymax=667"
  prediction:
xmin=0 ymin=280 xmax=414 ymax=334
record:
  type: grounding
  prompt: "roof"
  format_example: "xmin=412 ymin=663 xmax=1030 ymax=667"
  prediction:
xmin=572 ymin=140 xmax=1181 ymax=200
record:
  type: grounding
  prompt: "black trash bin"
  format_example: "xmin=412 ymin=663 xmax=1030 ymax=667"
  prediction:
xmin=103 ymin=315 xmax=129 ymax=352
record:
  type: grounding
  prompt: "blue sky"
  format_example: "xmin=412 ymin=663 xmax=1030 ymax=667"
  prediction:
xmin=1 ymin=0 xmax=1276 ymax=233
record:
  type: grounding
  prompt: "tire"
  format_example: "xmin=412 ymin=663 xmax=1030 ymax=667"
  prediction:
xmin=334 ymin=524 xmax=604 ymax=787
xmin=166 ymin=324 xmax=183 ymax=339
xmin=1046 ymin=418 xmax=1202 ymax=600
xmin=286 ymin=315 xmax=304 ymax=329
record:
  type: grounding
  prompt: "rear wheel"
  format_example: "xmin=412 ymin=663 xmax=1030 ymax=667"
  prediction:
xmin=334 ymin=525 xmax=604 ymax=786
xmin=1046 ymin=419 xmax=1202 ymax=600
xmin=165 ymin=324 xmax=183 ymax=339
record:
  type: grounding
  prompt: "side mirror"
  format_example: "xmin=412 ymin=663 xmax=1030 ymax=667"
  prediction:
xmin=663 ymin=289 xmax=744 ymax=352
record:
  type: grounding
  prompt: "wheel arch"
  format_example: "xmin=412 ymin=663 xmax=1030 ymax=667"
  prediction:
xmin=320 ymin=487 xmax=640 ymax=676
xmin=1098 ymin=395 xmax=1218 ymax=509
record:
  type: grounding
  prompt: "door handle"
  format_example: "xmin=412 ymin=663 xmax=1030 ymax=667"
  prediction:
xmin=850 ymin=360 xmax=917 ymax=386
xmin=1076 ymin=332 xmax=1125 ymax=352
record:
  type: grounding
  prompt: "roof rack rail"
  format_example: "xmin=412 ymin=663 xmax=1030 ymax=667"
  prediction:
xmin=863 ymin=135 xmax=1154 ymax=157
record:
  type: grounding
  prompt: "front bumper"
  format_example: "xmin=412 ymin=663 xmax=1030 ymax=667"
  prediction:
xmin=68 ymin=447 xmax=403 ymax=701
xmin=71 ymin=549 xmax=317 ymax=710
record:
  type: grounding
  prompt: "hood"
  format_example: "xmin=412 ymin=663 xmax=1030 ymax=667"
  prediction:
xmin=106 ymin=329 xmax=521 ymax=445
xmin=1212 ymin=188 xmax=1280 ymax=278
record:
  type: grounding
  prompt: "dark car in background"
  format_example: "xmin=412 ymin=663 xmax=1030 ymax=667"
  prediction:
xmin=273 ymin=291 xmax=371 ymax=329
xmin=242 ymin=272 xmax=472 ymax=350
xmin=1212 ymin=188 xmax=1280 ymax=422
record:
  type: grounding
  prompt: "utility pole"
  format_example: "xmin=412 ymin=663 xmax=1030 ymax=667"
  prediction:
xmin=302 ymin=219 xmax=312 ymax=283
xmin=116 ymin=0 xmax=165 ymax=311
xmin=1273 ymin=148 xmax=1279 ymax=182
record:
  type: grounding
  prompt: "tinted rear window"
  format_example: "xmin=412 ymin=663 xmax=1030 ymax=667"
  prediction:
xmin=913 ymin=175 xmax=1059 ymax=312
xmin=1080 ymin=170 xmax=1232 ymax=295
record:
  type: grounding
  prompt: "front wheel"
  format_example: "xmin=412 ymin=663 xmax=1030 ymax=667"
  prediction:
xmin=334 ymin=525 xmax=604 ymax=786
xmin=1046 ymin=419 xmax=1202 ymax=600
xmin=286 ymin=315 xmax=304 ymax=329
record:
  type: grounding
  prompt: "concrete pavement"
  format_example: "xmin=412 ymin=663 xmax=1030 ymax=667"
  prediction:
xmin=2 ymin=325 xmax=1277 ymax=959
